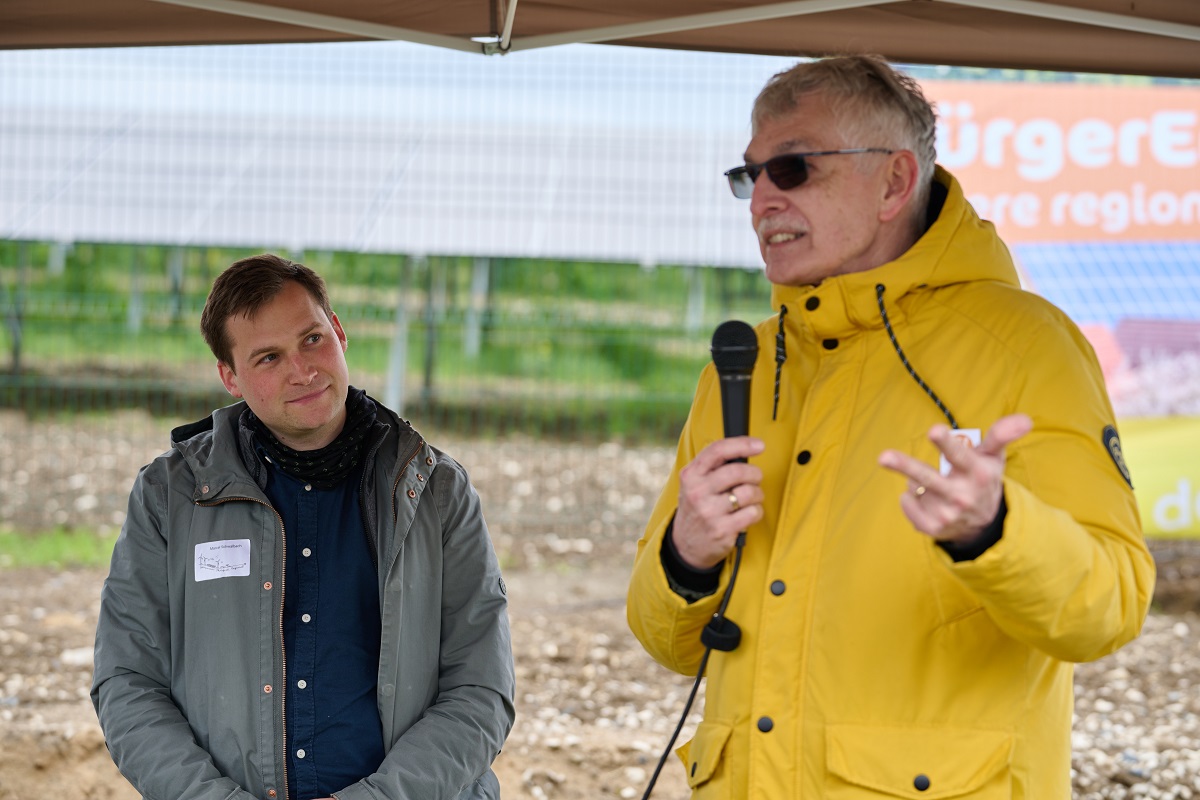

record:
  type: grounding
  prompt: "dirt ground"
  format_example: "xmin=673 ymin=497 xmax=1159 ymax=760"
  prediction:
xmin=1 ymin=411 xmax=1199 ymax=799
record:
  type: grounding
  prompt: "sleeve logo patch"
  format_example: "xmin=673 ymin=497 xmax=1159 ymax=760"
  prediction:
xmin=1102 ymin=425 xmax=1133 ymax=489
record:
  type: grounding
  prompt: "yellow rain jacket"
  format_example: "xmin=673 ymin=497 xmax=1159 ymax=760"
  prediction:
xmin=627 ymin=168 xmax=1155 ymax=799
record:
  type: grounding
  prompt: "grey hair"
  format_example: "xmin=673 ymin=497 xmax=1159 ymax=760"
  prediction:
xmin=752 ymin=55 xmax=937 ymax=210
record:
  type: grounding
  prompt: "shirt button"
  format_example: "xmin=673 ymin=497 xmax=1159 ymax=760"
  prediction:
xmin=757 ymin=716 xmax=774 ymax=732
xmin=822 ymin=338 xmax=839 ymax=350
xmin=914 ymin=774 xmax=931 ymax=791
xmin=302 ymin=547 xmax=312 ymax=557
xmin=301 ymin=613 xmax=312 ymax=623
xmin=304 ymin=483 xmax=312 ymax=491
xmin=796 ymin=450 xmax=812 ymax=465
xmin=297 ymin=679 xmax=307 ymax=689
xmin=296 ymin=749 xmax=306 ymax=759
xmin=805 ymin=296 xmax=820 ymax=311
xmin=770 ymin=580 xmax=786 ymax=596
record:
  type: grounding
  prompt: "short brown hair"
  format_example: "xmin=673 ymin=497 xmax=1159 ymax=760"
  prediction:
xmin=752 ymin=54 xmax=937 ymax=207
xmin=200 ymin=253 xmax=334 ymax=369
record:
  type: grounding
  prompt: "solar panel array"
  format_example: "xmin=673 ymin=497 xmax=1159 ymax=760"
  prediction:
xmin=1 ymin=42 xmax=792 ymax=268
xmin=2 ymin=42 xmax=1197 ymax=337
xmin=1015 ymin=242 xmax=1200 ymax=326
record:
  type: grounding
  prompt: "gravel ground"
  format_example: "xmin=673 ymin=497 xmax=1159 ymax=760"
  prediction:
xmin=0 ymin=410 xmax=1198 ymax=799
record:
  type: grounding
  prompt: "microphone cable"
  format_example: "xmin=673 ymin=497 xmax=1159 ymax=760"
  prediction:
xmin=640 ymin=530 xmax=747 ymax=800
xmin=641 ymin=318 xmax=757 ymax=799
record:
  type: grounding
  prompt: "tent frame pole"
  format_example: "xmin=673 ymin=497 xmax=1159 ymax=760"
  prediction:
xmin=145 ymin=0 xmax=1200 ymax=55
xmin=145 ymin=0 xmax=485 ymax=52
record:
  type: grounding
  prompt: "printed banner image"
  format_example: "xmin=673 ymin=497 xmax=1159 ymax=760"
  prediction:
xmin=1121 ymin=416 xmax=1200 ymax=538
xmin=923 ymin=80 xmax=1198 ymax=244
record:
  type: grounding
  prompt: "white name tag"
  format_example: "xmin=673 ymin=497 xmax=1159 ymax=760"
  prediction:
xmin=195 ymin=539 xmax=251 ymax=582
xmin=939 ymin=428 xmax=982 ymax=476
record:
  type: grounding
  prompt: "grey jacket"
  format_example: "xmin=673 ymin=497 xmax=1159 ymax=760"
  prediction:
xmin=92 ymin=402 xmax=515 ymax=800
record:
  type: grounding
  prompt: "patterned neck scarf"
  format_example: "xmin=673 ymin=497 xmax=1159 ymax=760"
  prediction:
xmin=244 ymin=387 xmax=377 ymax=489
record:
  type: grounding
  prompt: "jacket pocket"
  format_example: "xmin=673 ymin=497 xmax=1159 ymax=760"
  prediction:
xmin=676 ymin=720 xmax=733 ymax=792
xmin=826 ymin=724 xmax=1013 ymax=799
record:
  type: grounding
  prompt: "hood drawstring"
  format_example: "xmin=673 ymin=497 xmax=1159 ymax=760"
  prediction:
xmin=773 ymin=305 xmax=788 ymax=421
xmin=875 ymin=284 xmax=959 ymax=429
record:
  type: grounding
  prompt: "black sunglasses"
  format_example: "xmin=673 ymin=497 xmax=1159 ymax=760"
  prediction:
xmin=723 ymin=148 xmax=895 ymax=199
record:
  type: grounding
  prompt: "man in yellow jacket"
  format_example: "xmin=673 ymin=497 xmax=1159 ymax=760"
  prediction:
xmin=627 ymin=54 xmax=1155 ymax=799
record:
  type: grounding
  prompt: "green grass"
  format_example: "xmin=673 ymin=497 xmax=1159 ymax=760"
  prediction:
xmin=0 ymin=527 xmax=119 ymax=570
xmin=1 ymin=241 xmax=773 ymax=441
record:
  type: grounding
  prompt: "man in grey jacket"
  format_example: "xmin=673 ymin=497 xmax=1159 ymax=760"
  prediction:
xmin=92 ymin=254 xmax=515 ymax=800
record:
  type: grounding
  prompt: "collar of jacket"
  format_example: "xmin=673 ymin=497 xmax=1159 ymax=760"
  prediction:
xmin=170 ymin=398 xmax=423 ymax=505
xmin=768 ymin=166 xmax=1020 ymax=343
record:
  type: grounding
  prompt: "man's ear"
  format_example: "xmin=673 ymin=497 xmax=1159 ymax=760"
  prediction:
xmin=330 ymin=311 xmax=348 ymax=352
xmin=878 ymin=150 xmax=920 ymax=223
xmin=217 ymin=361 xmax=242 ymax=398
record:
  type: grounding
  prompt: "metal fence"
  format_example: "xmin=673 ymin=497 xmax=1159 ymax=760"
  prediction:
xmin=0 ymin=240 xmax=773 ymax=440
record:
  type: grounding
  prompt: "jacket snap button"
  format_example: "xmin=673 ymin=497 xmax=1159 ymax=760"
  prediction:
xmin=757 ymin=716 xmax=773 ymax=732
xmin=805 ymin=296 xmax=820 ymax=311
xmin=407 ymin=488 xmax=417 ymax=499
xmin=425 ymin=456 xmax=434 ymax=466
xmin=263 ymin=684 xmax=272 ymax=694
xmin=417 ymin=474 xmax=425 ymax=482
xmin=796 ymin=450 xmax=811 ymax=465
xmin=268 ymin=790 xmax=277 ymax=798
xmin=201 ymin=484 xmax=210 ymax=494
xmin=263 ymin=582 xmax=271 ymax=591
xmin=822 ymin=338 xmax=838 ymax=350
xmin=770 ymin=580 xmax=786 ymax=596
xmin=381 ymin=683 xmax=395 ymax=697
xmin=914 ymin=774 xmax=931 ymax=791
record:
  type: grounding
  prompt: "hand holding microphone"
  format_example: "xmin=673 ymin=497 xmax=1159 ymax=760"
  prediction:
xmin=641 ymin=322 xmax=766 ymax=799
xmin=672 ymin=321 xmax=765 ymax=570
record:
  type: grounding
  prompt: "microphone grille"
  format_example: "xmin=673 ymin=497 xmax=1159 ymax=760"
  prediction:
xmin=711 ymin=320 xmax=758 ymax=373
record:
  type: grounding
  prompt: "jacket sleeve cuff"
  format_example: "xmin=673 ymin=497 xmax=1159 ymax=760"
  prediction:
xmin=937 ymin=493 xmax=1007 ymax=563
xmin=660 ymin=518 xmax=722 ymax=603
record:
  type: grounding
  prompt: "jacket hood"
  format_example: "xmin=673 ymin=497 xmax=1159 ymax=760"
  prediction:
xmin=769 ymin=167 xmax=1020 ymax=333
xmin=169 ymin=403 xmax=251 ymax=500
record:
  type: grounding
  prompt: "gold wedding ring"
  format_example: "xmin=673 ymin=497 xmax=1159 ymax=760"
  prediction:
xmin=728 ymin=491 xmax=740 ymax=511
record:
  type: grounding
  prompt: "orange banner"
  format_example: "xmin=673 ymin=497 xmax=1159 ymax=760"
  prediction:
xmin=919 ymin=80 xmax=1200 ymax=243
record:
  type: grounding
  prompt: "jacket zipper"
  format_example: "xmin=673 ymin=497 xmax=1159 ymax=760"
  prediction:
xmin=359 ymin=432 xmax=388 ymax=571
xmin=391 ymin=439 xmax=425 ymax=526
xmin=197 ymin=494 xmax=290 ymax=800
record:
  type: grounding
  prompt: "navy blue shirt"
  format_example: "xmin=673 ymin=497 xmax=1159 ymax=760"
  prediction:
xmin=262 ymin=457 xmax=385 ymax=800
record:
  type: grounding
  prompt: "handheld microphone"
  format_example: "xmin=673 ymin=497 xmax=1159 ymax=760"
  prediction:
xmin=711 ymin=320 xmax=758 ymax=450
xmin=700 ymin=320 xmax=758 ymax=654
xmin=640 ymin=319 xmax=760 ymax=800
